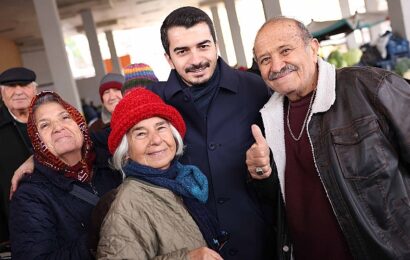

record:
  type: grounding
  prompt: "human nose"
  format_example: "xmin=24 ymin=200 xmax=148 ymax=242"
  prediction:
xmin=189 ymin=50 xmax=202 ymax=65
xmin=149 ymin=131 xmax=162 ymax=145
xmin=107 ymin=91 xmax=115 ymax=100
xmin=51 ymin=120 xmax=64 ymax=132
xmin=13 ymin=85 xmax=24 ymax=94
xmin=269 ymin=57 xmax=286 ymax=73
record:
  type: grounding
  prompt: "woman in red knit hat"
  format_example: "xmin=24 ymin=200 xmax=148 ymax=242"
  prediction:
xmin=97 ymin=88 xmax=225 ymax=260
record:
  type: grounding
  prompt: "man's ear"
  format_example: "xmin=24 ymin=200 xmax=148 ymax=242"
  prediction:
xmin=0 ymin=86 xmax=4 ymax=101
xmin=164 ymin=53 xmax=175 ymax=69
xmin=310 ymin=38 xmax=320 ymax=62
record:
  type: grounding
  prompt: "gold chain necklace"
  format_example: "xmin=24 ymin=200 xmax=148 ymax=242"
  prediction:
xmin=286 ymin=90 xmax=316 ymax=141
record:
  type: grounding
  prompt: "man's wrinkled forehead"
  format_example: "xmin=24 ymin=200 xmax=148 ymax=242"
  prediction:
xmin=255 ymin=21 xmax=304 ymax=50
xmin=259 ymin=20 xmax=302 ymax=42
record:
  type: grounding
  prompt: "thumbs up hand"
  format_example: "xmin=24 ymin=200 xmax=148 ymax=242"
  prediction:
xmin=246 ymin=124 xmax=272 ymax=179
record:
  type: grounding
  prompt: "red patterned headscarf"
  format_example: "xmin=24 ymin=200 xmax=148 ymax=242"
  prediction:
xmin=27 ymin=91 xmax=95 ymax=183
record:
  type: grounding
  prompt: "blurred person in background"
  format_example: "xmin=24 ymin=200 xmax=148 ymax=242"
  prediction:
xmin=0 ymin=67 xmax=37 ymax=247
xmin=121 ymin=63 xmax=158 ymax=95
xmin=89 ymin=73 xmax=124 ymax=133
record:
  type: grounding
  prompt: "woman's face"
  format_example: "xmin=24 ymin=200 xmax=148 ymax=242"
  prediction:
xmin=35 ymin=102 xmax=84 ymax=165
xmin=126 ymin=117 xmax=176 ymax=170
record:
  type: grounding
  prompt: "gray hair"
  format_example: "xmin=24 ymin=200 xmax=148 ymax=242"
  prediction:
xmin=253 ymin=16 xmax=313 ymax=60
xmin=111 ymin=123 xmax=184 ymax=177
xmin=31 ymin=90 xmax=58 ymax=113
xmin=1 ymin=81 xmax=38 ymax=89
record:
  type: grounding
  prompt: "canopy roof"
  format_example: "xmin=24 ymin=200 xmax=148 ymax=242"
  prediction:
xmin=307 ymin=11 xmax=389 ymax=41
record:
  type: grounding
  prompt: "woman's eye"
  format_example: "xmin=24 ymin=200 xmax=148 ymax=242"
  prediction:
xmin=136 ymin=132 xmax=146 ymax=137
xmin=39 ymin=123 xmax=48 ymax=129
xmin=62 ymin=114 xmax=71 ymax=120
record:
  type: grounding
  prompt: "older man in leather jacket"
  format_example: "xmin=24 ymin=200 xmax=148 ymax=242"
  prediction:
xmin=246 ymin=17 xmax=410 ymax=259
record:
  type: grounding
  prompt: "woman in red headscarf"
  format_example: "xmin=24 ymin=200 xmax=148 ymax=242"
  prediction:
xmin=9 ymin=91 xmax=122 ymax=260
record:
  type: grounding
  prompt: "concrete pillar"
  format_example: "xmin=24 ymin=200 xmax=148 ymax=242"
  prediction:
xmin=210 ymin=6 xmax=228 ymax=62
xmin=261 ymin=0 xmax=282 ymax=20
xmin=339 ymin=0 xmax=359 ymax=48
xmin=81 ymin=9 xmax=106 ymax=81
xmin=339 ymin=0 xmax=351 ymax=17
xmin=224 ymin=0 xmax=247 ymax=67
xmin=364 ymin=0 xmax=385 ymax=41
xmin=105 ymin=30 xmax=122 ymax=74
xmin=33 ymin=0 xmax=82 ymax=111
xmin=387 ymin=0 xmax=410 ymax=41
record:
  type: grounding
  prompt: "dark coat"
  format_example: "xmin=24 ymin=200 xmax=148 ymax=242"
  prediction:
xmin=9 ymin=147 xmax=122 ymax=260
xmin=0 ymin=105 xmax=32 ymax=242
xmin=148 ymin=58 xmax=274 ymax=259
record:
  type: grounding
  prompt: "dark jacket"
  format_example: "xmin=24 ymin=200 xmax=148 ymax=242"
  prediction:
xmin=9 ymin=147 xmax=122 ymax=260
xmin=148 ymin=58 xmax=274 ymax=259
xmin=0 ymin=105 xmax=32 ymax=242
xmin=261 ymin=59 xmax=410 ymax=259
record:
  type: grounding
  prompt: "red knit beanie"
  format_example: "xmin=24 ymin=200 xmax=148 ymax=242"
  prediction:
xmin=99 ymin=73 xmax=124 ymax=100
xmin=99 ymin=82 xmax=122 ymax=100
xmin=108 ymin=88 xmax=186 ymax=154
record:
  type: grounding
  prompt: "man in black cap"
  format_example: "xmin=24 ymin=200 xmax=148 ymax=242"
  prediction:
xmin=0 ymin=67 xmax=37 ymax=245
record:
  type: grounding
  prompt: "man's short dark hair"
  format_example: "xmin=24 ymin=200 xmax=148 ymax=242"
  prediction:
xmin=160 ymin=6 xmax=217 ymax=55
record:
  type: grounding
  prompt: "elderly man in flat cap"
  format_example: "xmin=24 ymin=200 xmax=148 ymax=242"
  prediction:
xmin=0 ymin=67 xmax=37 ymax=245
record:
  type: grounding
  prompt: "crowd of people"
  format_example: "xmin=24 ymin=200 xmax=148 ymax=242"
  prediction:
xmin=0 ymin=5 xmax=409 ymax=260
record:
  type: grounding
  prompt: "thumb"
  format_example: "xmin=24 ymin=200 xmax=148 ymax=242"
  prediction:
xmin=251 ymin=124 xmax=267 ymax=146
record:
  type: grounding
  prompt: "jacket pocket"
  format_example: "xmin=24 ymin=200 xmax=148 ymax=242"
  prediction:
xmin=331 ymin=117 xmax=387 ymax=180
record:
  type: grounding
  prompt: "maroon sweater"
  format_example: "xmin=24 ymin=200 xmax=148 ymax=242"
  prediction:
xmin=284 ymin=92 xmax=352 ymax=260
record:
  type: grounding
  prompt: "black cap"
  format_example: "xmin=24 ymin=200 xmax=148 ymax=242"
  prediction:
xmin=0 ymin=67 xmax=36 ymax=86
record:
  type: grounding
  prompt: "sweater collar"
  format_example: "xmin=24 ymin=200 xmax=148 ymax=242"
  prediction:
xmin=259 ymin=58 xmax=336 ymax=201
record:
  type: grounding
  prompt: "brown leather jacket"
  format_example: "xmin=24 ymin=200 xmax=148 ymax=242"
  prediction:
xmin=262 ymin=59 xmax=410 ymax=259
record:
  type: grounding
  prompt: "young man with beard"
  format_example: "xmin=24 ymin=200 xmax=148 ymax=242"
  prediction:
xmin=247 ymin=17 xmax=410 ymax=259
xmin=147 ymin=6 xmax=274 ymax=259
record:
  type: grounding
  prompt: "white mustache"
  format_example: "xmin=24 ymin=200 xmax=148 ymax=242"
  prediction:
xmin=268 ymin=64 xmax=298 ymax=80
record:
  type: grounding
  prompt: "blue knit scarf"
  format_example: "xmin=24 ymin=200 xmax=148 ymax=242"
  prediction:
xmin=123 ymin=160 xmax=225 ymax=250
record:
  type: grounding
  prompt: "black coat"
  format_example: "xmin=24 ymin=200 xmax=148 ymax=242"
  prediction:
xmin=9 ymin=147 xmax=122 ymax=260
xmin=0 ymin=105 xmax=32 ymax=242
xmin=148 ymin=58 xmax=275 ymax=259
